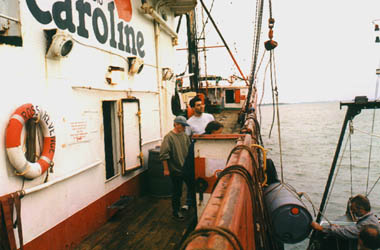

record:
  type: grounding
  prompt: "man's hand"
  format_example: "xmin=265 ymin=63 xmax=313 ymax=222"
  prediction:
xmin=311 ymin=221 xmax=323 ymax=231
xmin=163 ymin=168 xmax=170 ymax=176
xmin=162 ymin=160 xmax=170 ymax=176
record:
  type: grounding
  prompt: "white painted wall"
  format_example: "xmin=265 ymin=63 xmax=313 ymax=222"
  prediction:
xmin=0 ymin=0 xmax=178 ymax=244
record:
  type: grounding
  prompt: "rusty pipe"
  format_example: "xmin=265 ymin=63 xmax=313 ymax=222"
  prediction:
xmin=185 ymin=135 xmax=257 ymax=250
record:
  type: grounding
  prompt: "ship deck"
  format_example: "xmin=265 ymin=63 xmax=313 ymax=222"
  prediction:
xmin=75 ymin=110 xmax=240 ymax=250
xmin=75 ymin=192 xmax=197 ymax=250
xmin=214 ymin=110 xmax=242 ymax=134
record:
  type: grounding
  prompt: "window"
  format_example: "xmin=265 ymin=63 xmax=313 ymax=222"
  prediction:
xmin=225 ymin=90 xmax=235 ymax=104
xmin=0 ymin=0 xmax=22 ymax=46
xmin=102 ymin=101 xmax=121 ymax=180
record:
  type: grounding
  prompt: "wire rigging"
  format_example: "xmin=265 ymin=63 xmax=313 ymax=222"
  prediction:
xmin=365 ymin=77 xmax=379 ymax=194
xmin=349 ymin=121 xmax=353 ymax=197
xmin=198 ymin=0 xmax=215 ymax=40
xmin=270 ymin=51 xmax=284 ymax=182
xmin=324 ymin=128 xmax=351 ymax=219
xmin=245 ymin=0 xmax=265 ymax=112
xmin=268 ymin=52 xmax=276 ymax=139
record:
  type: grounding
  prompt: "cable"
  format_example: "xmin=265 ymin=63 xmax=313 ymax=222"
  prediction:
xmin=366 ymin=76 xmax=380 ymax=194
xmin=269 ymin=50 xmax=284 ymax=182
xmin=180 ymin=226 xmax=243 ymax=250
xmin=349 ymin=122 xmax=353 ymax=197
xmin=324 ymin=128 xmax=350 ymax=215
xmin=198 ymin=0 xmax=215 ymax=40
xmin=268 ymin=53 xmax=275 ymax=139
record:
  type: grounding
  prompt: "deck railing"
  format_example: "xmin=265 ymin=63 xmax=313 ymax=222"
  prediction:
xmin=182 ymin=114 xmax=277 ymax=250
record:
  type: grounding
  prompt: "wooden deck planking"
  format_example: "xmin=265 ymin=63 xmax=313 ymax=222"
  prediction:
xmin=214 ymin=110 xmax=241 ymax=134
xmin=75 ymin=194 xmax=196 ymax=250
xmin=75 ymin=110 xmax=241 ymax=250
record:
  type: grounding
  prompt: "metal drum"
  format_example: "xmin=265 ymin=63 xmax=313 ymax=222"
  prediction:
xmin=147 ymin=146 xmax=172 ymax=198
xmin=264 ymin=183 xmax=312 ymax=244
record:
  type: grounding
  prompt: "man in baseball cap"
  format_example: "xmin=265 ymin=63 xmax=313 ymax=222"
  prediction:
xmin=159 ymin=116 xmax=192 ymax=221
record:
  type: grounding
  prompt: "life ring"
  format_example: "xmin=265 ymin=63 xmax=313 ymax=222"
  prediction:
xmin=5 ymin=103 xmax=56 ymax=179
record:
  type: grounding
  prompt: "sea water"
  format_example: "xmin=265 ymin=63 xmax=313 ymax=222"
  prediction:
xmin=259 ymin=101 xmax=380 ymax=249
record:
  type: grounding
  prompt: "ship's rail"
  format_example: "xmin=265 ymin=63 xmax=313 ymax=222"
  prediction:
xmin=182 ymin=113 xmax=277 ymax=250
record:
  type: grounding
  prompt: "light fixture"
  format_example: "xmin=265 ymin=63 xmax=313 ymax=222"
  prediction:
xmin=162 ymin=68 xmax=174 ymax=81
xmin=45 ymin=29 xmax=74 ymax=59
xmin=106 ymin=66 xmax=125 ymax=85
xmin=128 ymin=57 xmax=144 ymax=75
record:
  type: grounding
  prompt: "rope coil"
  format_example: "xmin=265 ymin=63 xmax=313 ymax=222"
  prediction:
xmin=180 ymin=226 xmax=243 ymax=250
xmin=210 ymin=161 xmax=278 ymax=249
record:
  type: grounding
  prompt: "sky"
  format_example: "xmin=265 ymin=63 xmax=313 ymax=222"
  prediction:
xmin=174 ymin=1 xmax=380 ymax=104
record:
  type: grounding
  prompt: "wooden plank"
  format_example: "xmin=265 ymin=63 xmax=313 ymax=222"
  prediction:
xmin=75 ymin=190 xmax=195 ymax=250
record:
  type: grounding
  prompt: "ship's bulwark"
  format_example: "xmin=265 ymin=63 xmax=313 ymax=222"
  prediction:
xmin=182 ymin=113 xmax=279 ymax=249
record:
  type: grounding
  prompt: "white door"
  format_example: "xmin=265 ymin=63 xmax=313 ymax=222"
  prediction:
xmin=122 ymin=100 xmax=141 ymax=173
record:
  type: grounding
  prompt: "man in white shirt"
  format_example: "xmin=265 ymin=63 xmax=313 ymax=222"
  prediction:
xmin=186 ymin=96 xmax=214 ymax=136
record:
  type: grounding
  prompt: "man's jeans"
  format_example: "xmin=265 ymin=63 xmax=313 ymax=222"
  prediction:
xmin=170 ymin=174 xmax=196 ymax=213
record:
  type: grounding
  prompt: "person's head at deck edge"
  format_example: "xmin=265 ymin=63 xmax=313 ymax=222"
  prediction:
xmin=350 ymin=194 xmax=371 ymax=218
xmin=190 ymin=96 xmax=203 ymax=116
xmin=205 ymin=121 xmax=224 ymax=134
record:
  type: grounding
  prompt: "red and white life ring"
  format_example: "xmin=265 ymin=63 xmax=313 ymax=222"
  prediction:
xmin=5 ymin=103 xmax=56 ymax=179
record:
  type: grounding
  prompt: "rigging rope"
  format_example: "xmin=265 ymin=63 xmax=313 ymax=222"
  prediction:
xmin=254 ymin=50 xmax=267 ymax=126
xmin=354 ymin=127 xmax=380 ymax=139
xmin=324 ymin=127 xmax=351 ymax=216
xmin=259 ymin=60 xmax=270 ymax=114
xmin=348 ymin=126 xmax=380 ymax=196
xmin=200 ymin=4 xmax=208 ymax=88
xmin=268 ymin=0 xmax=273 ymax=19
xmin=367 ymin=174 xmax=380 ymax=196
xmin=245 ymin=0 xmax=264 ymax=112
xmin=268 ymin=54 xmax=276 ymax=139
xmin=270 ymin=50 xmax=284 ymax=182
xmin=366 ymin=77 xmax=379 ymax=194
xmin=198 ymin=0 xmax=215 ymax=40
xmin=180 ymin=226 xmax=244 ymax=250
xmin=222 ymin=146 xmax=279 ymax=249
xmin=349 ymin=122 xmax=353 ymax=197
xmin=364 ymin=78 xmax=380 ymax=196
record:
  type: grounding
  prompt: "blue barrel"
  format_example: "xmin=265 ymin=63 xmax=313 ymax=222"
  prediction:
xmin=147 ymin=146 xmax=172 ymax=198
xmin=264 ymin=183 xmax=312 ymax=244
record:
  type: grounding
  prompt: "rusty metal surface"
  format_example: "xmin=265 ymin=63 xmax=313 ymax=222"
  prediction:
xmin=192 ymin=134 xmax=245 ymax=140
xmin=183 ymin=107 xmax=275 ymax=250
xmin=163 ymin=0 xmax=197 ymax=15
xmin=0 ymin=0 xmax=20 ymax=36
xmin=185 ymin=135 xmax=257 ymax=250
